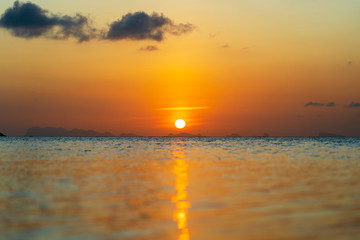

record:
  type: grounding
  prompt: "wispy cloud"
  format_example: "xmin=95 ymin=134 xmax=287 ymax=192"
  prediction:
xmin=140 ymin=45 xmax=159 ymax=51
xmin=209 ymin=31 xmax=220 ymax=38
xmin=305 ymin=101 xmax=335 ymax=107
xmin=156 ymin=107 xmax=208 ymax=111
xmin=345 ymin=101 xmax=360 ymax=108
xmin=347 ymin=61 xmax=354 ymax=67
xmin=219 ymin=44 xmax=229 ymax=49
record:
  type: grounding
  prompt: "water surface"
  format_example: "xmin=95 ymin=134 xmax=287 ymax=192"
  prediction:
xmin=1 ymin=137 xmax=359 ymax=240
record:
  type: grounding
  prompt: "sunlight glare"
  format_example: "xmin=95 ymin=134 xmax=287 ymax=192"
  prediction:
xmin=175 ymin=119 xmax=186 ymax=129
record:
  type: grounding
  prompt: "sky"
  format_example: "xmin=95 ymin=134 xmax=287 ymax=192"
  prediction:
xmin=0 ymin=0 xmax=360 ymax=136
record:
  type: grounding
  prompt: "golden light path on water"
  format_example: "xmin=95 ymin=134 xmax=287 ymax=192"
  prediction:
xmin=1 ymin=138 xmax=360 ymax=239
xmin=172 ymin=143 xmax=190 ymax=240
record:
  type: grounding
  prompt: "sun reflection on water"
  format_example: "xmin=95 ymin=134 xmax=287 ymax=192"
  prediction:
xmin=172 ymin=142 xmax=191 ymax=240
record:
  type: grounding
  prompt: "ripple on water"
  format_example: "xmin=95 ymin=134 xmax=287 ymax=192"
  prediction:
xmin=0 ymin=137 xmax=359 ymax=240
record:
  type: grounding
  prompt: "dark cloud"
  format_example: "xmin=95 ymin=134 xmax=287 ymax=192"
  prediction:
xmin=0 ymin=1 xmax=96 ymax=42
xmin=305 ymin=102 xmax=324 ymax=107
xmin=140 ymin=45 xmax=159 ymax=51
xmin=305 ymin=101 xmax=336 ymax=107
xmin=345 ymin=101 xmax=360 ymax=108
xmin=106 ymin=12 xmax=194 ymax=41
xmin=0 ymin=2 xmax=195 ymax=43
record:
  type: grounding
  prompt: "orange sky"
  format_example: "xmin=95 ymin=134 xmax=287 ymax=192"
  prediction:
xmin=0 ymin=0 xmax=360 ymax=136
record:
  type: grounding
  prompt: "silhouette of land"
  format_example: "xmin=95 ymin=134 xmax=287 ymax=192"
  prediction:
xmin=319 ymin=132 xmax=345 ymax=137
xmin=226 ymin=133 xmax=242 ymax=137
xmin=168 ymin=132 xmax=203 ymax=137
xmin=25 ymin=127 xmax=114 ymax=137
xmin=3 ymin=127 xmax=350 ymax=137
xmin=119 ymin=133 xmax=138 ymax=137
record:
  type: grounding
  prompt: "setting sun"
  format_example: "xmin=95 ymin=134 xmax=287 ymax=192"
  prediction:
xmin=175 ymin=119 xmax=186 ymax=129
xmin=0 ymin=1 xmax=359 ymax=240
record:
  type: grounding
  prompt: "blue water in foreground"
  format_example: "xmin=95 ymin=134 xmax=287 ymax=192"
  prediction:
xmin=0 ymin=137 xmax=360 ymax=240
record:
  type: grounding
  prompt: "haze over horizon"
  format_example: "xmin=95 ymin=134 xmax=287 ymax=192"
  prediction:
xmin=1 ymin=0 xmax=360 ymax=136
xmin=0 ymin=125 xmax=351 ymax=137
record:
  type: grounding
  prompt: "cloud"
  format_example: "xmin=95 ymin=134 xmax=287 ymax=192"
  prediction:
xmin=1 ymin=2 xmax=195 ymax=43
xmin=219 ymin=44 xmax=229 ymax=49
xmin=209 ymin=31 xmax=220 ymax=38
xmin=305 ymin=101 xmax=336 ymax=107
xmin=347 ymin=61 xmax=354 ymax=67
xmin=0 ymin=1 xmax=96 ymax=42
xmin=345 ymin=101 xmax=360 ymax=108
xmin=106 ymin=12 xmax=194 ymax=41
xmin=140 ymin=45 xmax=159 ymax=51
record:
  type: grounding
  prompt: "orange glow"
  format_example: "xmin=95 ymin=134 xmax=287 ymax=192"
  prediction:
xmin=172 ymin=143 xmax=191 ymax=240
xmin=1 ymin=0 xmax=360 ymax=137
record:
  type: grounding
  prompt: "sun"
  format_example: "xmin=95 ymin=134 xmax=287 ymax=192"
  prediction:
xmin=175 ymin=119 xmax=186 ymax=129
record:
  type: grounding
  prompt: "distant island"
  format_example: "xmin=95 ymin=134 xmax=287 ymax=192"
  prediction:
xmin=168 ymin=132 xmax=203 ymax=137
xmin=3 ymin=127 xmax=349 ymax=137
xmin=226 ymin=133 xmax=242 ymax=137
xmin=25 ymin=127 xmax=114 ymax=137
xmin=118 ymin=133 xmax=138 ymax=137
xmin=318 ymin=132 xmax=345 ymax=137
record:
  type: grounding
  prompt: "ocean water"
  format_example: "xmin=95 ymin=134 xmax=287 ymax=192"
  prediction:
xmin=0 ymin=137 xmax=359 ymax=240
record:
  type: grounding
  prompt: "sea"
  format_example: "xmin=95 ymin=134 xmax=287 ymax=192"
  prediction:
xmin=0 ymin=137 xmax=359 ymax=240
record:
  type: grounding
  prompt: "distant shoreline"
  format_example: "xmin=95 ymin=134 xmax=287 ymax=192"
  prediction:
xmin=1 ymin=127 xmax=352 ymax=137
xmin=1 ymin=136 xmax=355 ymax=138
